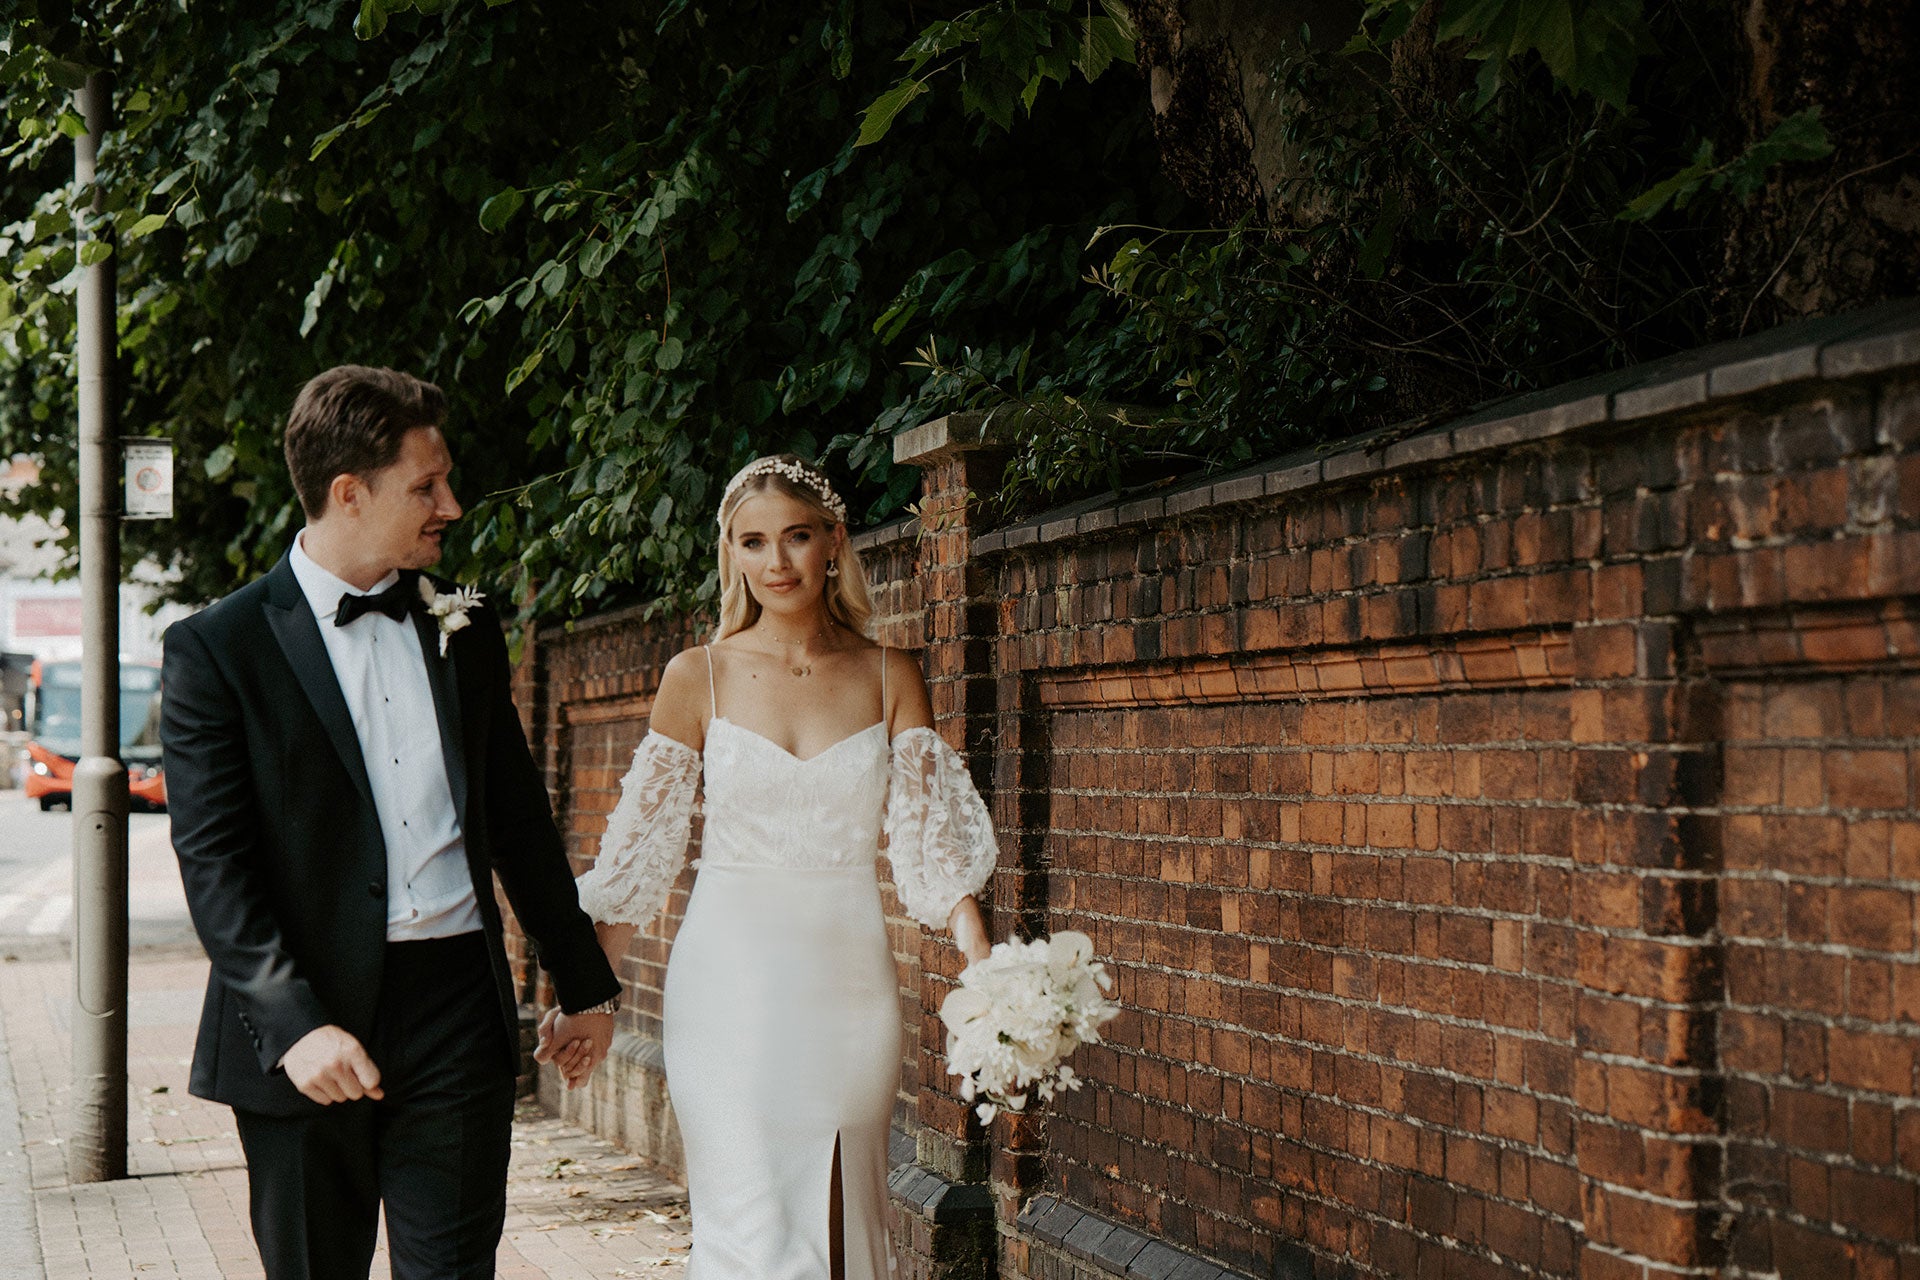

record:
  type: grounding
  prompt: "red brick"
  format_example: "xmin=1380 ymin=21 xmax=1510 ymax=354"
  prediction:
xmin=1827 ymin=748 xmax=1913 ymax=810
xmin=1764 ymin=682 xmax=1847 ymax=739
xmin=1605 ymin=1063 xmax=1715 ymax=1134
xmin=1584 ymin=1184 xmax=1709 ymax=1265
xmin=1722 ymin=746 xmax=1783 ymax=805
xmin=1830 ymin=886 xmax=1916 ymax=952
xmin=1722 ymin=813 xmax=1846 ymax=876
xmin=1829 ymin=1026 xmax=1915 ymax=1095
xmin=1721 ymin=1010 xmax=1784 ymax=1074
xmin=1846 ymin=817 xmax=1894 ymax=877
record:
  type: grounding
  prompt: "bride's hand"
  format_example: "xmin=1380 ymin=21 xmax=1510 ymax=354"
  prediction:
xmin=533 ymin=1007 xmax=602 ymax=1088
xmin=949 ymin=895 xmax=991 ymax=965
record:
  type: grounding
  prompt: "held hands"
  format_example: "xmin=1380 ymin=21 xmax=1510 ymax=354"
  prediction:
xmin=533 ymin=923 xmax=632 ymax=1089
xmin=280 ymin=1025 xmax=384 ymax=1106
xmin=533 ymin=1008 xmax=615 ymax=1089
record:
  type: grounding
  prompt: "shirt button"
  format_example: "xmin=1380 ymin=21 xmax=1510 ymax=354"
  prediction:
xmin=368 ymin=880 xmax=385 ymax=898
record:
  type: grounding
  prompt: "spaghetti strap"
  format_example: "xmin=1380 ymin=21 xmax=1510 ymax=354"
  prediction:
xmin=879 ymin=646 xmax=889 ymax=737
xmin=704 ymin=644 xmax=718 ymax=719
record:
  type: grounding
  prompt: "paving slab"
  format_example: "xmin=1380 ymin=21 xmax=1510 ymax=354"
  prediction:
xmin=0 ymin=948 xmax=690 ymax=1279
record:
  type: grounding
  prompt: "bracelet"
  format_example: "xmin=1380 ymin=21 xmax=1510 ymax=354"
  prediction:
xmin=570 ymin=995 xmax=621 ymax=1016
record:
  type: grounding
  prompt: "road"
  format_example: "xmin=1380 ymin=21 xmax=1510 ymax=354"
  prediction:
xmin=0 ymin=789 xmax=198 ymax=956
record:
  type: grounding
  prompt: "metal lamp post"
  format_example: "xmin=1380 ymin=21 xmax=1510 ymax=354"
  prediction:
xmin=69 ymin=68 xmax=129 ymax=1186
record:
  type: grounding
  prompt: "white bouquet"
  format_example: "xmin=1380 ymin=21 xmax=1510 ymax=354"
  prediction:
xmin=939 ymin=930 xmax=1120 ymax=1124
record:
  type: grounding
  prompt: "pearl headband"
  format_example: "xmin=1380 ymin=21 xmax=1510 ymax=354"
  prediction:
xmin=718 ymin=457 xmax=848 ymax=527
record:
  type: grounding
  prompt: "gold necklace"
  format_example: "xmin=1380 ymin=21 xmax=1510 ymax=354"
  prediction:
xmin=764 ymin=618 xmax=832 ymax=677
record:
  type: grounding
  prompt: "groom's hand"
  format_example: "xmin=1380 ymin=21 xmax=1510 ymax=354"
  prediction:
xmin=532 ymin=1008 xmax=613 ymax=1088
xmin=280 ymin=1025 xmax=385 ymax=1105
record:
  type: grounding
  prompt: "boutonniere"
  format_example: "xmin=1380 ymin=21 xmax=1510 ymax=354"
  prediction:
xmin=418 ymin=578 xmax=486 ymax=657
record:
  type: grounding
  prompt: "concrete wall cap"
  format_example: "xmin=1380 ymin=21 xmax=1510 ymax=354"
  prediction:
xmin=910 ymin=298 xmax=1919 ymax=560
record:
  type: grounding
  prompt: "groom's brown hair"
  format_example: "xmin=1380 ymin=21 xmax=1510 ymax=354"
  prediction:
xmin=283 ymin=364 xmax=446 ymax=519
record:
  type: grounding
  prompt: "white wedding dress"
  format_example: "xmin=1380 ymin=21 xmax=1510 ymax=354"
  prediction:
xmin=574 ymin=646 xmax=997 ymax=1279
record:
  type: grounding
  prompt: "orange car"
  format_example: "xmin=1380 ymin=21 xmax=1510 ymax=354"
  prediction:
xmin=23 ymin=659 xmax=167 ymax=812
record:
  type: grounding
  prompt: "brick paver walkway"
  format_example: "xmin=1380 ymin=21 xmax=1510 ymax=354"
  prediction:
xmin=0 ymin=943 xmax=690 ymax=1280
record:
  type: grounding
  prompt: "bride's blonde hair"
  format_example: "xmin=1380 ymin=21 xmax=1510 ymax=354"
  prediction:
xmin=714 ymin=454 xmax=873 ymax=640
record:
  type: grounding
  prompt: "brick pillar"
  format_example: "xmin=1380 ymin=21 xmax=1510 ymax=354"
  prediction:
xmin=892 ymin=412 xmax=1006 ymax=1278
xmin=508 ymin=616 xmax=551 ymax=1092
xmin=1566 ymin=623 xmax=1724 ymax=1279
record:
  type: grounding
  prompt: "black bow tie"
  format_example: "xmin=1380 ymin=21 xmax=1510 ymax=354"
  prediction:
xmin=334 ymin=579 xmax=414 ymax=628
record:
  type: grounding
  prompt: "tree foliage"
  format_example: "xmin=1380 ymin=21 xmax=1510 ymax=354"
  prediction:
xmin=0 ymin=0 xmax=1175 ymax=615
xmin=0 ymin=0 xmax=1855 ymax=620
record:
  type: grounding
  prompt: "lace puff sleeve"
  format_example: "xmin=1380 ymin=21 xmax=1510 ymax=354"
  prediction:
xmin=574 ymin=731 xmax=702 ymax=928
xmin=882 ymin=726 xmax=997 ymax=930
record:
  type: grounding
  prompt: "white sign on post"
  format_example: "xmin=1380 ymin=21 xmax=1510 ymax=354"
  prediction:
xmin=123 ymin=438 xmax=174 ymax=520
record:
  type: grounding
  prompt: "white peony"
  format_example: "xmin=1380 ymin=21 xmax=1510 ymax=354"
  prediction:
xmin=939 ymin=929 xmax=1119 ymax=1124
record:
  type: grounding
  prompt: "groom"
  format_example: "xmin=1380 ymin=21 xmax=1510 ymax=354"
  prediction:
xmin=162 ymin=365 xmax=620 ymax=1279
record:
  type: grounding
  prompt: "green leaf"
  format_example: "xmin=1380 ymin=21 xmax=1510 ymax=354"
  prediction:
xmin=57 ymin=111 xmax=89 ymax=140
xmin=205 ymin=444 xmax=237 ymax=481
xmin=1075 ymin=15 xmax=1135 ymax=81
xmin=78 ymin=240 xmax=114 ymax=266
xmin=355 ymin=0 xmax=391 ymax=40
xmin=855 ymin=78 xmax=929 ymax=147
xmin=125 ymin=213 xmax=170 ymax=240
xmin=1436 ymin=0 xmax=1643 ymax=109
xmin=579 ymin=237 xmax=614 ymax=278
xmin=1621 ymin=111 xmax=1828 ymax=220
xmin=1725 ymin=107 xmax=1833 ymax=198
xmin=1617 ymin=159 xmax=1709 ymax=221
xmin=478 ymin=187 xmax=524 ymax=233
xmin=655 ymin=336 xmax=685 ymax=370
xmin=44 ymin=60 xmax=91 ymax=91
xmin=505 ymin=349 xmax=544 ymax=393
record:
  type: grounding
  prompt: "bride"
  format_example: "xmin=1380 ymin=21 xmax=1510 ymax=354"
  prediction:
xmin=538 ymin=454 xmax=997 ymax=1279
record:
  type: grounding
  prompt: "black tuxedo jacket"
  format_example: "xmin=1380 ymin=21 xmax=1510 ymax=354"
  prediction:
xmin=160 ymin=554 xmax=618 ymax=1116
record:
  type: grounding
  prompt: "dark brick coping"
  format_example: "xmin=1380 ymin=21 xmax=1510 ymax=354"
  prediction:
xmin=915 ymin=297 xmax=1920 ymax=557
xmin=886 ymin=1160 xmax=993 ymax=1224
xmin=850 ymin=514 xmax=917 ymax=553
xmin=1014 ymin=1194 xmax=1264 ymax=1280
xmin=534 ymin=598 xmax=662 ymax=639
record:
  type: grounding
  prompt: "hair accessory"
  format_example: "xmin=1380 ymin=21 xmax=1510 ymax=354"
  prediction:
xmin=719 ymin=458 xmax=847 ymax=527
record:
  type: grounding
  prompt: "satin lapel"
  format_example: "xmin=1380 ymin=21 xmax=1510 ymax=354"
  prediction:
xmin=262 ymin=557 xmax=377 ymax=812
xmin=410 ymin=580 xmax=470 ymax=825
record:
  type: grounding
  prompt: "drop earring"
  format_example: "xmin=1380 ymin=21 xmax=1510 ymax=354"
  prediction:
xmin=826 ymin=561 xmax=840 ymax=578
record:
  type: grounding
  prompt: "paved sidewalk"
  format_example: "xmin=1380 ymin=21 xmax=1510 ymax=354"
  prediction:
xmin=0 ymin=943 xmax=690 ymax=1280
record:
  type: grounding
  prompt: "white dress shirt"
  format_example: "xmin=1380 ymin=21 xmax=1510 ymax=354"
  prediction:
xmin=289 ymin=531 xmax=482 ymax=940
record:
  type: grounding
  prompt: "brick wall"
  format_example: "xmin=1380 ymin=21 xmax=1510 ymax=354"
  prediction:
xmin=503 ymin=301 xmax=1920 ymax=1279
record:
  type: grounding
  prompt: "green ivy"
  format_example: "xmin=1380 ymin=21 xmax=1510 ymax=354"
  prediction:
xmin=0 ymin=0 xmax=1847 ymax=624
xmin=0 ymin=0 xmax=1175 ymax=619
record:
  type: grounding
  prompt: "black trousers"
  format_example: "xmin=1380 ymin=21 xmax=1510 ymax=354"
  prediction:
xmin=233 ymin=933 xmax=515 ymax=1280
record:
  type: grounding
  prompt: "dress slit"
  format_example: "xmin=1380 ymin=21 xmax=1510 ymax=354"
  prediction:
xmin=828 ymin=1132 xmax=846 ymax=1280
